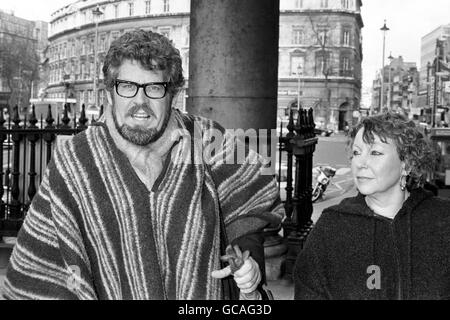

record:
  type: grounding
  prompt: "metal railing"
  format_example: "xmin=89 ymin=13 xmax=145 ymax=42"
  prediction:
xmin=0 ymin=104 xmax=102 ymax=236
xmin=278 ymin=106 xmax=318 ymax=278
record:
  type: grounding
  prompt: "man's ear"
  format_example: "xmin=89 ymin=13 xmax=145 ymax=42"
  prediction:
xmin=401 ymin=162 xmax=410 ymax=176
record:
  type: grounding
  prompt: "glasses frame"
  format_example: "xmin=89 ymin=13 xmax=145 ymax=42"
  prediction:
xmin=114 ymin=79 xmax=170 ymax=99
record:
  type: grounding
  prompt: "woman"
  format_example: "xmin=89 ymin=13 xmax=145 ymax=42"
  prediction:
xmin=294 ymin=112 xmax=450 ymax=300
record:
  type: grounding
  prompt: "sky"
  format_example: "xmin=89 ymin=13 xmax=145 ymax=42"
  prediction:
xmin=2 ymin=0 xmax=450 ymax=90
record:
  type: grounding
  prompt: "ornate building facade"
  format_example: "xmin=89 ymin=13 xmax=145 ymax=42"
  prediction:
xmin=46 ymin=0 xmax=190 ymax=115
xmin=46 ymin=0 xmax=363 ymax=130
xmin=371 ymin=56 xmax=420 ymax=118
xmin=278 ymin=0 xmax=363 ymax=131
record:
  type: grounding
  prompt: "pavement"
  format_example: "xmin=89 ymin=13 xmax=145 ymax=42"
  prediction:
xmin=269 ymin=132 xmax=356 ymax=300
xmin=266 ymin=184 xmax=358 ymax=300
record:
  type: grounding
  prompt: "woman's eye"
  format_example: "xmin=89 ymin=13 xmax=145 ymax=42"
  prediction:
xmin=352 ymin=150 xmax=360 ymax=156
xmin=371 ymin=151 xmax=383 ymax=156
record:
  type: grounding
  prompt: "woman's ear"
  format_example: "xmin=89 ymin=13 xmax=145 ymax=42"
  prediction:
xmin=401 ymin=161 xmax=410 ymax=176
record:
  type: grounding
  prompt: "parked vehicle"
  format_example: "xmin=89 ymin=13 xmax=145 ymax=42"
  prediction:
xmin=312 ymin=166 xmax=337 ymax=202
xmin=314 ymin=128 xmax=334 ymax=137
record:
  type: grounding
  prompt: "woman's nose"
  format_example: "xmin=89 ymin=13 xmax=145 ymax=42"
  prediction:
xmin=354 ymin=155 xmax=368 ymax=169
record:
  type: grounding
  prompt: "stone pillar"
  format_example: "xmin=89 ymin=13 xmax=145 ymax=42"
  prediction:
xmin=187 ymin=0 xmax=279 ymax=131
xmin=188 ymin=0 xmax=285 ymax=280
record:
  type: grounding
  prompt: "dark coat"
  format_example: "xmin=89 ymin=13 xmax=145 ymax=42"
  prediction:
xmin=294 ymin=188 xmax=450 ymax=300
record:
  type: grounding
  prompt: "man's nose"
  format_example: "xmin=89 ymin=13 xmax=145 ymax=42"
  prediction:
xmin=134 ymin=87 xmax=147 ymax=104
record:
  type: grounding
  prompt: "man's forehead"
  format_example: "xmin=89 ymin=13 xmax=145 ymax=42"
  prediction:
xmin=117 ymin=59 xmax=167 ymax=80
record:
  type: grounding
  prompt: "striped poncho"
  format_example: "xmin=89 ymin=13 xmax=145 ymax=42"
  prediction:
xmin=3 ymin=110 xmax=284 ymax=300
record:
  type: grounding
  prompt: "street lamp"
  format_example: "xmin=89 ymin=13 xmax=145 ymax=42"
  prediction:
xmin=387 ymin=52 xmax=394 ymax=111
xmin=92 ymin=5 xmax=103 ymax=111
xmin=380 ymin=20 xmax=390 ymax=112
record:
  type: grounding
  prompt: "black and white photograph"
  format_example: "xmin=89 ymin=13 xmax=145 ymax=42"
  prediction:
xmin=0 ymin=0 xmax=450 ymax=305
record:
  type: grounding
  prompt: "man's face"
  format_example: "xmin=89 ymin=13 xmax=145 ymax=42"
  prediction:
xmin=108 ymin=59 xmax=172 ymax=146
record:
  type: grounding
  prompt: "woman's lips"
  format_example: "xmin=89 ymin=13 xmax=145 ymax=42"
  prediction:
xmin=357 ymin=177 xmax=373 ymax=181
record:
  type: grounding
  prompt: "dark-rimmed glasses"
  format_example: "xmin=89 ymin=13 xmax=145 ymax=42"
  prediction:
xmin=114 ymin=79 xmax=170 ymax=99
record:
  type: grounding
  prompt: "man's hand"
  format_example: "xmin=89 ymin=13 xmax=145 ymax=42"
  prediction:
xmin=211 ymin=245 xmax=262 ymax=296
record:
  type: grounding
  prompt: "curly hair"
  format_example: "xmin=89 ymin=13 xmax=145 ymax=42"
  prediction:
xmin=102 ymin=29 xmax=185 ymax=97
xmin=348 ymin=112 xmax=437 ymax=190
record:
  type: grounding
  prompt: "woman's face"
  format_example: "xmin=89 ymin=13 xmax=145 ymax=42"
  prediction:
xmin=351 ymin=128 xmax=406 ymax=198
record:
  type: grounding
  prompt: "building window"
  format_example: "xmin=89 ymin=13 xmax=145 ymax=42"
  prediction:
xmin=342 ymin=0 xmax=350 ymax=9
xmin=342 ymin=57 xmax=350 ymax=73
xmin=183 ymin=51 xmax=189 ymax=76
xmin=292 ymin=27 xmax=304 ymax=45
xmin=343 ymin=29 xmax=350 ymax=46
xmin=99 ymin=35 xmax=106 ymax=52
xmin=111 ymin=31 xmax=120 ymax=43
xmin=158 ymin=27 xmax=171 ymax=39
xmin=185 ymin=25 xmax=190 ymax=45
xmin=163 ymin=0 xmax=170 ymax=12
xmin=145 ymin=0 xmax=151 ymax=14
xmin=315 ymin=52 xmax=331 ymax=75
xmin=99 ymin=89 xmax=105 ymax=106
xmin=72 ymin=61 xmax=77 ymax=76
xmin=90 ymin=62 xmax=94 ymax=79
xmin=90 ymin=37 xmax=95 ymax=54
xmin=320 ymin=0 xmax=328 ymax=8
xmin=101 ymin=6 xmax=106 ymax=20
xmin=128 ymin=2 xmax=134 ymax=16
xmin=99 ymin=59 xmax=104 ymax=79
xmin=114 ymin=4 xmax=119 ymax=18
xmin=82 ymin=40 xmax=86 ymax=55
xmin=290 ymin=55 xmax=305 ymax=76
xmin=295 ymin=0 xmax=303 ymax=8
xmin=317 ymin=29 xmax=328 ymax=45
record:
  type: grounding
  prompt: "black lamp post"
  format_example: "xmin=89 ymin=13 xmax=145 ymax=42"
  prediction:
xmin=380 ymin=20 xmax=390 ymax=112
xmin=92 ymin=5 xmax=103 ymax=111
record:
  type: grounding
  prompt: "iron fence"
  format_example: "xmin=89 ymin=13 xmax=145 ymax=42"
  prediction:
xmin=0 ymin=104 xmax=102 ymax=236
xmin=278 ymin=106 xmax=318 ymax=278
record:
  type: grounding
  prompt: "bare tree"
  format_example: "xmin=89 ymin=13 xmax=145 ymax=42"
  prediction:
xmin=0 ymin=38 xmax=40 ymax=113
xmin=307 ymin=14 xmax=333 ymax=123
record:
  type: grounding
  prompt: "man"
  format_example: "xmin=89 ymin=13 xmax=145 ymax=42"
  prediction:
xmin=3 ymin=30 xmax=283 ymax=300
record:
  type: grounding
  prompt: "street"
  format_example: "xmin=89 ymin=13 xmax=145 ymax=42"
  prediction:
xmin=311 ymin=133 xmax=357 ymax=222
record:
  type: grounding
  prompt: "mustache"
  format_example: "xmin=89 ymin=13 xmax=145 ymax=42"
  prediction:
xmin=126 ymin=103 xmax=156 ymax=117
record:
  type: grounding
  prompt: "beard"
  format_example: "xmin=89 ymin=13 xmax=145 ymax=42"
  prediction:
xmin=112 ymin=102 xmax=172 ymax=146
